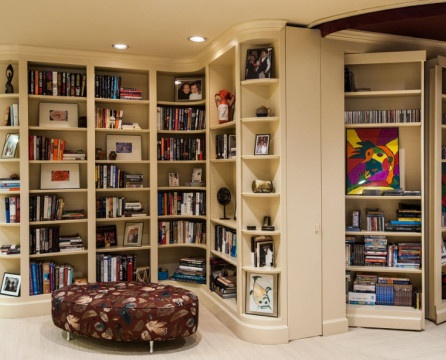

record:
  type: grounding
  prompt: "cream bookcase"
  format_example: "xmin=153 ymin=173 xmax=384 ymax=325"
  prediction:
xmin=344 ymin=50 xmax=426 ymax=330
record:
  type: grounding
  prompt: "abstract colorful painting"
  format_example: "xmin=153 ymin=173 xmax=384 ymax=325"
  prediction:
xmin=346 ymin=127 xmax=399 ymax=195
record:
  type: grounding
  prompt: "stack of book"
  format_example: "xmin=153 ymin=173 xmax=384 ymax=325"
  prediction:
xmin=348 ymin=274 xmax=378 ymax=305
xmin=119 ymin=87 xmax=142 ymax=100
xmin=213 ymin=276 xmax=237 ymax=299
xmin=59 ymin=233 xmax=84 ymax=252
xmin=385 ymin=203 xmax=422 ymax=232
xmin=124 ymin=174 xmax=144 ymax=188
xmin=364 ymin=235 xmax=388 ymax=267
xmin=61 ymin=209 xmax=85 ymax=220
xmin=63 ymin=150 xmax=86 ymax=160
xmin=395 ymin=242 xmax=422 ymax=269
xmin=124 ymin=201 xmax=147 ymax=217
xmin=0 ymin=177 xmax=20 ymax=191
xmin=0 ymin=244 xmax=20 ymax=255
xmin=172 ymin=257 xmax=206 ymax=284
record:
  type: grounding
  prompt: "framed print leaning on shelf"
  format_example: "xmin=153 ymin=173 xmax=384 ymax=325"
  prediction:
xmin=1 ymin=133 xmax=19 ymax=158
xmin=123 ymin=222 xmax=143 ymax=247
xmin=107 ymin=135 xmax=142 ymax=161
xmin=254 ymin=134 xmax=270 ymax=155
xmin=245 ymin=272 xmax=278 ymax=317
xmin=39 ymin=103 xmax=78 ymax=127
xmin=175 ymin=77 xmax=204 ymax=102
xmin=40 ymin=163 xmax=80 ymax=189
xmin=0 ymin=273 xmax=21 ymax=297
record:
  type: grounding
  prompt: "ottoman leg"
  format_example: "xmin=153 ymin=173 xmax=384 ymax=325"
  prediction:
xmin=149 ymin=340 xmax=154 ymax=353
xmin=66 ymin=331 xmax=72 ymax=341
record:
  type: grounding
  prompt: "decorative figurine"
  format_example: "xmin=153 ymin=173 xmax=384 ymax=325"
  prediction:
xmin=109 ymin=151 xmax=117 ymax=160
xmin=214 ymin=90 xmax=235 ymax=124
xmin=5 ymin=64 xmax=14 ymax=93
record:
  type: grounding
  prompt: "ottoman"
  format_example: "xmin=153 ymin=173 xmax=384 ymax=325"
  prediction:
xmin=51 ymin=282 xmax=199 ymax=353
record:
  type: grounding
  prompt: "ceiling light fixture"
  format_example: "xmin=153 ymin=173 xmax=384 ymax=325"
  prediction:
xmin=189 ymin=36 xmax=206 ymax=43
xmin=112 ymin=43 xmax=129 ymax=50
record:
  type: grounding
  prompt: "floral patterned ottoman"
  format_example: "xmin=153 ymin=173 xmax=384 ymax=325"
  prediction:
xmin=51 ymin=282 xmax=199 ymax=352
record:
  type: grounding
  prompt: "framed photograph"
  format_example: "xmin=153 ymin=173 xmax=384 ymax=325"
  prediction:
xmin=123 ymin=222 xmax=144 ymax=247
xmin=256 ymin=240 xmax=274 ymax=267
xmin=245 ymin=47 xmax=273 ymax=80
xmin=39 ymin=103 xmax=78 ymax=127
xmin=96 ymin=225 xmax=117 ymax=248
xmin=254 ymin=134 xmax=270 ymax=155
xmin=106 ymin=135 xmax=142 ymax=161
xmin=192 ymin=167 xmax=202 ymax=182
xmin=41 ymin=163 xmax=80 ymax=189
xmin=175 ymin=77 xmax=204 ymax=102
xmin=1 ymin=273 xmax=21 ymax=297
xmin=169 ymin=172 xmax=179 ymax=187
xmin=245 ymin=272 xmax=278 ymax=317
xmin=1 ymin=133 xmax=19 ymax=159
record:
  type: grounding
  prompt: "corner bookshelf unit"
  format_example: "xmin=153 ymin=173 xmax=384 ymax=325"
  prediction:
xmin=425 ymin=56 xmax=446 ymax=324
xmin=344 ymin=50 xmax=426 ymax=330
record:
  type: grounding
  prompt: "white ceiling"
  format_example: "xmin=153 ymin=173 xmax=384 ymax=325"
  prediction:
xmin=0 ymin=0 xmax=442 ymax=59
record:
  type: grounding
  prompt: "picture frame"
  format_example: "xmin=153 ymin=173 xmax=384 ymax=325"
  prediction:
xmin=245 ymin=272 xmax=278 ymax=317
xmin=175 ymin=77 xmax=204 ymax=102
xmin=39 ymin=103 xmax=78 ymax=127
xmin=169 ymin=172 xmax=179 ymax=187
xmin=106 ymin=135 xmax=142 ymax=161
xmin=1 ymin=133 xmax=19 ymax=159
xmin=254 ymin=134 xmax=270 ymax=155
xmin=123 ymin=222 xmax=144 ymax=247
xmin=40 ymin=163 xmax=80 ymax=189
xmin=1 ymin=273 xmax=21 ymax=297
xmin=245 ymin=47 xmax=273 ymax=80
xmin=96 ymin=225 xmax=117 ymax=248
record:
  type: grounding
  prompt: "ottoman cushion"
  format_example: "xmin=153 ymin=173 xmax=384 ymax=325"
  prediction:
xmin=51 ymin=282 xmax=199 ymax=342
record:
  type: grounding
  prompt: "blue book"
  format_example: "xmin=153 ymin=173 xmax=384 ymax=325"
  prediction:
xmin=4 ymin=197 xmax=10 ymax=223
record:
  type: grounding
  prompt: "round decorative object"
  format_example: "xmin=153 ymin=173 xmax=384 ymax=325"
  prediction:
xmin=217 ymin=187 xmax=231 ymax=220
xmin=109 ymin=151 xmax=117 ymax=160
xmin=5 ymin=64 xmax=14 ymax=94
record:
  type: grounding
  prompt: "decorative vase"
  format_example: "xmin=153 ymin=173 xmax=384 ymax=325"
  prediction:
xmin=215 ymin=90 xmax=235 ymax=124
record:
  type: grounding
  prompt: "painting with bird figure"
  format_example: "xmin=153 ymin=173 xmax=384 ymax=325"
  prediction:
xmin=346 ymin=127 xmax=399 ymax=195
xmin=245 ymin=273 xmax=278 ymax=317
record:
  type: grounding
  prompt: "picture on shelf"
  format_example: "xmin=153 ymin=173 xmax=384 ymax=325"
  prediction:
xmin=0 ymin=273 xmax=21 ymax=297
xmin=254 ymin=134 xmax=270 ymax=155
xmin=192 ymin=168 xmax=202 ymax=182
xmin=346 ymin=127 xmax=400 ymax=195
xmin=1 ymin=133 xmax=19 ymax=159
xmin=169 ymin=172 xmax=180 ymax=187
xmin=245 ymin=47 xmax=273 ymax=80
xmin=175 ymin=77 xmax=204 ymax=102
xmin=39 ymin=103 xmax=78 ymax=127
xmin=96 ymin=225 xmax=117 ymax=248
xmin=245 ymin=272 xmax=278 ymax=317
xmin=106 ymin=135 xmax=142 ymax=161
xmin=123 ymin=222 xmax=143 ymax=247
xmin=40 ymin=163 xmax=80 ymax=189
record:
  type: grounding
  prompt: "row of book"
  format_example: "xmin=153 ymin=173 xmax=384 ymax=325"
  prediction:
xmin=157 ymin=137 xmax=205 ymax=161
xmin=96 ymin=254 xmax=137 ymax=282
xmin=95 ymin=76 xmax=143 ymax=100
xmin=28 ymin=70 xmax=87 ymax=97
xmin=215 ymin=225 xmax=237 ymax=258
xmin=344 ymin=109 xmax=421 ymax=124
xmin=30 ymin=261 xmax=74 ymax=295
xmin=210 ymin=257 xmax=237 ymax=299
xmin=158 ymin=220 xmax=206 ymax=245
xmin=3 ymin=103 xmax=19 ymax=126
xmin=30 ymin=226 xmax=85 ymax=254
xmin=216 ymin=133 xmax=236 ymax=159
xmin=5 ymin=196 xmax=20 ymax=223
xmin=157 ymin=106 xmax=206 ymax=131
xmin=345 ymin=236 xmax=422 ymax=268
xmin=95 ymin=107 xmax=124 ymax=129
xmin=95 ymin=167 xmax=144 ymax=189
xmin=158 ymin=191 xmax=206 ymax=216
xmin=172 ymin=257 xmax=206 ymax=284
xmin=96 ymin=196 xmax=148 ymax=218
xmin=29 ymin=194 xmax=64 ymax=221
xmin=29 ymin=136 xmax=66 ymax=160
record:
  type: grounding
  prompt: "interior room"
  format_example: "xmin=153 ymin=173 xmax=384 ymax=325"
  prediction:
xmin=3 ymin=0 xmax=446 ymax=358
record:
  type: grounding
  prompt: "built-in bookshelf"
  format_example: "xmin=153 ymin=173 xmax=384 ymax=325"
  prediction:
xmin=344 ymin=50 xmax=426 ymax=330
xmin=425 ymin=56 xmax=446 ymax=324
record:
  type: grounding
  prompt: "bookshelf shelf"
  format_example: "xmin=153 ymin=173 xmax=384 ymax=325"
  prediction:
xmin=210 ymin=249 xmax=237 ymax=266
xmin=346 ymin=265 xmax=422 ymax=274
xmin=96 ymin=245 xmax=151 ymax=253
xmin=30 ymin=250 xmax=88 ymax=258
xmin=344 ymin=89 xmax=422 ymax=98
xmin=242 ymin=265 xmax=281 ymax=274
xmin=211 ymin=218 xmax=237 ymax=229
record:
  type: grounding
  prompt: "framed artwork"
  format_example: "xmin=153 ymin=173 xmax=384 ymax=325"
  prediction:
xmin=123 ymin=222 xmax=143 ymax=247
xmin=106 ymin=135 xmax=142 ymax=161
xmin=1 ymin=133 xmax=19 ymax=158
xmin=254 ymin=134 xmax=270 ymax=155
xmin=245 ymin=47 xmax=273 ymax=80
xmin=346 ymin=127 xmax=399 ymax=195
xmin=39 ymin=103 xmax=78 ymax=127
xmin=1 ymin=273 xmax=21 ymax=297
xmin=245 ymin=272 xmax=278 ymax=317
xmin=40 ymin=163 xmax=80 ymax=189
xmin=175 ymin=77 xmax=204 ymax=102
xmin=96 ymin=225 xmax=117 ymax=248
xmin=169 ymin=172 xmax=179 ymax=187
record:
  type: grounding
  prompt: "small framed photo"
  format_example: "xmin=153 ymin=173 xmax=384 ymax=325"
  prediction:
xmin=254 ymin=134 xmax=270 ymax=155
xmin=41 ymin=163 xmax=80 ymax=189
xmin=123 ymin=222 xmax=144 ymax=247
xmin=245 ymin=47 xmax=273 ymax=80
xmin=192 ymin=168 xmax=202 ymax=182
xmin=169 ymin=172 xmax=179 ymax=187
xmin=107 ymin=135 xmax=142 ymax=161
xmin=175 ymin=77 xmax=204 ymax=102
xmin=1 ymin=133 xmax=19 ymax=159
xmin=245 ymin=272 xmax=278 ymax=317
xmin=39 ymin=103 xmax=78 ymax=127
xmin=1 ymin=273 xmax=21 ymax=297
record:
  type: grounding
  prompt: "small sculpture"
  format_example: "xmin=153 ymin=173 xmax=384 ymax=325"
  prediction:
xmin=5 ymin=64 xmax=14 ymax=94
xmin=215 ymin=90 xmax=235 ymax=124
xmin=256 ymin=106 xmax=272 ymax=117
xmin=109 ymin=151 xmax=117 ymax=160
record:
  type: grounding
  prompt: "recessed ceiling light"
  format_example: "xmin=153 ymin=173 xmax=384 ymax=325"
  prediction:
xmin=112 ymin=43 xmax=129 ymax=50
xmin=189 ymin=36 xmax=206 ymax=43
